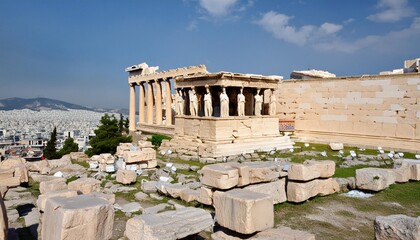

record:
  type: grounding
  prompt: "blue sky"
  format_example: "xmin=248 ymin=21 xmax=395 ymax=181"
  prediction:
xmin=1 ymin=0 xmax=419 ymax=109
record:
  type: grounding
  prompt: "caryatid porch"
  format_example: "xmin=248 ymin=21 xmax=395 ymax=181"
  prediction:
xmin=126 ymin=63 xmax=208 ymax=135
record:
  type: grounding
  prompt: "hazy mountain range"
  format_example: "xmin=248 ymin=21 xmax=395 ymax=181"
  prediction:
xmin=0 ymin=97 xmax=128 ymax=114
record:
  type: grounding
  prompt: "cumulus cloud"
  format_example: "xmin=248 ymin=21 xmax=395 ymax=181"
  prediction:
xmin=256 ymin=11 xmax=342 ymax=46
xmin=199 ymin=0 xmax=238 ymax=17
xmin=315 ymin=17 xmax=420 ymax=53
xmin=367 ymin=0 xmax=415 ymax=22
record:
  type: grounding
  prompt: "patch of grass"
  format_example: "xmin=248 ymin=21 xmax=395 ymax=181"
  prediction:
xmin=66 ymin=175 xmax=79 ymax=184
xmin=333 ymin=165 xmax=370 ymax=178
xmin=175 ymin=168 xmax=199 ymax=177
xmin=71 ymin=159 xmax=90 ymax=168
xmin=336 ymin=210 xmax=356 ymax=218
xmin=375 ymin=181 xmax=420 ymax=211
xmin=114 ymin=190 xmax=138 ymax=202
xmin=114 ymin=210 xmax=127 ymax=220
xmin=167 ymin=157 xmax=206 ymax=168
xmin=26 ymin=178 xmax=40 ymax=198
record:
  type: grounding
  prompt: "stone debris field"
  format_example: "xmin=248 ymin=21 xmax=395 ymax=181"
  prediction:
xmin=0 ymin=139 xmax=419 ymax=240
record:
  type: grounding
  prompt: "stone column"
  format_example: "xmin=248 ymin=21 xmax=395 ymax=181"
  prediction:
xmin=138 ymin=83 xmax=145 ymax=124
xmin=155 ymin=80 xmax=163 ymax=125
xmin=129 ymin=84 xmax=136 ymax=131
xmin=165 ymin=79 xmax=172 ymax=126
xmin=147 ymin=81 xmax=154 ymax=124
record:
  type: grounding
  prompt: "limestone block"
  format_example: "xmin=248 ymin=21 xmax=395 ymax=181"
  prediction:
xmin=146 ymin=159 xmax=157 ymax=169
xmin=26 ymin=160 xmax=50 ymax=173
xmin=288 ymin=160 xmax=335 ymax=181
xmin=14 ymin=164 xmax=28 ymax=183
xmin=180 ymin=189 xmax=199 ymax=202
xmin=48 ymin=156 xmax=72 ymax=168
xmin=244 ymin=178 xmax=287 ymax=204
xmin=141 ymin=181 xmax=157 ymax=193
xmin=125 ymin=207 xmax=213 ymax=240
xmin=213 ymin=189 xmax=274 ymax=234
xmin=396 ymin=159 xmax=420 ymax=180
xmin=42 ymin=195 xmax=114 ymax=240
xmin=0 ymin=168 xmax=14 ymax=180
xmin=198 ymin=186 xmax=213 ymax=205
xmin=0 ymin=176 xmax=21 ymax=188
xmin=200 ymin=163 xmax=239 ymax=189
xmin=68 ymin=178 xmax=101 ymax=194
xmin=36 ymin=189 xmax=79 ymax=212
xmin=0 ymin=157 xmax=25 ymax=169
xmin=99 ymin=153 xmax=115 ymax=164
xmin=39 ymin=178 xmax=67 ymax=194
xmin=356 ymin=168 xmax=396 ymax=192
xmin=88 ymin=192 xmax=116 ymax=205
xmin=287 ymin=178 xmax=340 ymax=203
xmin=116 ymin=170 xmax=137 ymax=185
xmin=329 ymin=142 xmax=343 ymax=150
xmin=138 ymin=140 xmax=153 ymax=148
xmin=374 ymin=214 xmax=420 ymax=240
xmin=242 ymin=162 xmax=281 ymax=184
xmin=392 ymin=163 xmax=410 ymax=183
xmin=255 ymin=226 xmax=316 ymax=240
xmin=0 ymin=195 xmax=8 ymax=240
xmin=226 ymin=162 xmax=250 ymax=187
xmin=124 ymin=148 xmax=156 ymax=164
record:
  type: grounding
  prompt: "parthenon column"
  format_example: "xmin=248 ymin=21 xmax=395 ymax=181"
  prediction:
xmin=155 ymin=80 xmax=162 ymax=125
xmin=147 ymin=81 xmax=154 ymax=124
xmin=138 ymin=83 xmax=145 ymax=124
xmin=165 ymin=79 xmax=172 ymax=126
xmin=129 ymin=84 xmax=136 ymax=131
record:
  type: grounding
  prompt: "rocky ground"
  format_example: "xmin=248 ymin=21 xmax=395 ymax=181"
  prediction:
xmin=2 ymin=142 xmax=419 ymax=240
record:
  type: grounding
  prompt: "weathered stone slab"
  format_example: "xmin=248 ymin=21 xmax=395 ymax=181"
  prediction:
xmin=254 ymin=226 xmax=316 ymax=240
xmin=197 ymin=186 xmax=213 ymax=205
xmin=116 ymin=169 xmax=137 ymax=185
xmin=244 ymin=178 xmax=287 ymax=204
xmin=356 ymin=168 xmax=396 ymax=191
xmin=0 ymin=196 xmax=8 ymax=240
xmin=124 ymin=148 xmax=156 ymax=164
xmin=36 ymin=189 xmax=79 ymax=212
xmin=200 ymin=164 xmax=239 ymax=189
xmin=42 ymin=195 xmax=114 ymax=240
xmin=288 ymin=160 xmax=335 ymax=181
xmin=242 ymin=162 xmax=281 ymax=184
xmin=141 ymin=181 xmax=157 ymax=193
xmin=226 ymin=162 xmax=250 ymax=186
xmin=125 ymin=207 xmax=213 ymax=240
xmin=287 ymin=178 xmax=339 ymax=203
xmin=213 ymin=189 xmax=273 ymax=234
xmin=374 ymin=214 xmax=420 ymax=240
xmin=180 ymin=188 xmax=199 ymax=202
xmin=88 ymin=192 xmax=116 ymax=205
xmin=26 ymin=160 xmax=50 ymax=174
xmin=47 ymin=156 xmax=71 ymax=168
xmin=99 ymin=153 xmax=115 ymax=164
xmin=39 ymin=178 xmax=67 ymax=194
xmin=329 ymin=142 xmax=343 ymax=151
xmin=392 ymin=163 xmax=410 ymax=183
xmin=395 ymin=159 xmax=420 ymax=181
xmin=0 ymin=157 xmax=25 ymax=169
xmin=68 ymin=178 xmax=101 ymax=194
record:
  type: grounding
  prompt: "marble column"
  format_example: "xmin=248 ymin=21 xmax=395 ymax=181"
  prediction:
xmin=147 ymin=81 xmax=154 ymax=124
xmin=129 ymin=84 xmax=136 ymax=131
xmin=138 ymin=83 xmax=145 ymax=124
xmin=165 ymin=79 xmax=172 ymax=126
xmin=155 ymin=80 xmax=163 ymax=125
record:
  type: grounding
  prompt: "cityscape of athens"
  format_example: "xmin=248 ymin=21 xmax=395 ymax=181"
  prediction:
xmin=1 ymin=1 xmax=420 ymax=240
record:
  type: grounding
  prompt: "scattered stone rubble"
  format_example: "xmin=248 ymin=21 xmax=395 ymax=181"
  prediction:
xmin=374 ymin=214 xmax=420 ymax=240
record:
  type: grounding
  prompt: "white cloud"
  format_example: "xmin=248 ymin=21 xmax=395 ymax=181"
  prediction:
xmin=199 ymin=0 xmax=238 ymax=17
xmin=320 ymin=22 xmax=343 ymax=34
xmin=256 ymin=11 xmax=342 ymax=46
xmin=343 ymin=18 xmax=355 ymax=24
xmin=187 ymin=20 xmax=198 ymax=31
xmin=367 ymin=0 xmax=415 ymax=22
xmin=315 ymin=17 xmax=420 ymax=53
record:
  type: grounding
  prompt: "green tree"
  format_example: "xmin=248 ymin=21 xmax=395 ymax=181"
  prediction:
xmin=124 ymin=116 xmax=129 ymax=134
xmin=59 ymin=137 xmax=79 ymax=155
xmin=86 ymin=114 xmax=132 ymax=157
xmin=118 ymin=113 xmax=125 ymax=133
xmin=44 ymin=127 xmax=62 ymax=159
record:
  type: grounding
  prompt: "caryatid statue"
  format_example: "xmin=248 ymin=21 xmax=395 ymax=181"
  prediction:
xmin=254 ymin=88 xmax=263 ymax=116
xmin=269 ymin=89 xmax=277 ymax=116
xmin=237 ymin=87 xmax=245 ymax=116
xmin=176 ymin=89 xmax=184 ymax=115
xmin=189 ymin=87 xmax=198 ymax=116
xmin=220 ymin=87 xmax=229 ymax=117
xmin=204 ymin=85 xmax=213 ymax=117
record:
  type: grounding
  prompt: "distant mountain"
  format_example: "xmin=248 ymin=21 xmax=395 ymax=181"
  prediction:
xmin=0 ymin=97 xmax=128 ymax=114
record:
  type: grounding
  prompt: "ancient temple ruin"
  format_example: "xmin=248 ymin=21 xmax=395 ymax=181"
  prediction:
xmin=126 ymin=63 xmax=293 ymax=158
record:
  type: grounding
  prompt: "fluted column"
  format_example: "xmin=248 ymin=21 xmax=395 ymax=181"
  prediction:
xmin=165 ymin=80 xmax=172 ymax=126
xmin=138 ymin=83 xmax=145 ymax=124
xmin=147 ymin=81 xmax=154 ymax=124
xmin=129 ymin=84 xmax=136 ymax=131
xmin=155 ymin=80 xmax=163 ymax=125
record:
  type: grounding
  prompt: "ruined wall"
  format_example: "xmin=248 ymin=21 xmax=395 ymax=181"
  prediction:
xmin=277 ymin=73 xmax=420 ymax=152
